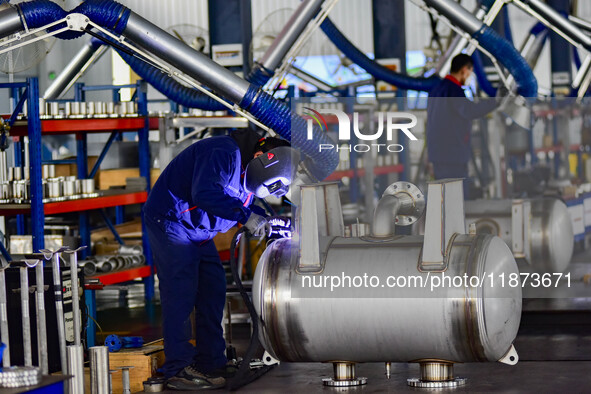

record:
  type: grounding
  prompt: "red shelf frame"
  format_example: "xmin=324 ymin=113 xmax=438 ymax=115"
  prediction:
xmin=7 ymin=117 xmax=160 ymax=136
xmin=0 ymin=191 xmax=147 ymax=215
xmin=86 ymin=266 xmax=153 ymax=287
xmin=325 ymin=164 xmax=404 ymax=181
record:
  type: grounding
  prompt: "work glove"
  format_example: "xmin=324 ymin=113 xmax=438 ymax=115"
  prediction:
xmin=244 ymin=212 xmax=270 ymax=238
xmin=268 ymin=216 xmax=292 ymax=240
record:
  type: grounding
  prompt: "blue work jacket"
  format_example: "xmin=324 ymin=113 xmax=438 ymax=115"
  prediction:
xmin=144 ymin=136 xmax=253 ymax=236
xmin=426 ymin=76 xmax=497 ymax=164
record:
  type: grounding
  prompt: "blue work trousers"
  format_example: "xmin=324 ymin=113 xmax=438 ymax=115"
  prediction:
xmin=144 ymin=214 xmax=227 ymax=378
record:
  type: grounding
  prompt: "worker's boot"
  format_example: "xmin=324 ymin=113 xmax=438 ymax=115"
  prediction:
xmin=167 ymin=364 xmax=226 ymax=391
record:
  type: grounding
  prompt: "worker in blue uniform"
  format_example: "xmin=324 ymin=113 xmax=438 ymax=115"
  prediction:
xmin=144 ymin=130 xmax=290 ymax=391
xmin=426 ymin=53 xmax=501 ymax=197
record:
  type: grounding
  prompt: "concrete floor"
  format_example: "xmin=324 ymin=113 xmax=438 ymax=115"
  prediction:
xmin=96 ymin=249 xmax=591 ymax=393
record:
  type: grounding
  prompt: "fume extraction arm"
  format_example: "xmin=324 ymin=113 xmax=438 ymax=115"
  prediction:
xmin=0 ymin=0 xmax=338 ymax=181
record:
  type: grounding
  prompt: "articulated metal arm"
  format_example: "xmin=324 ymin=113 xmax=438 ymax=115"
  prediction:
xmin=0 ymin=11 xmax=272 ymax=133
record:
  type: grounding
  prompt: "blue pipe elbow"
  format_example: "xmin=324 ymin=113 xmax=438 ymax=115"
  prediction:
xmin=19 ymin=0 xmax=130 ymax=40
xmin=473 ymin=25 xmax=538 ymax=97
xmin=240 ymin=85 xmax=338 ymax=180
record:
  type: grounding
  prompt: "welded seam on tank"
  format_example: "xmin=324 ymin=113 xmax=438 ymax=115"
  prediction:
xmin=463 ymin=235 xmax=488 ymax=361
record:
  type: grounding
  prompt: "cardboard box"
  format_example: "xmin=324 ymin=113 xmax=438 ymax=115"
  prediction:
xmin=109 ymin=344 xmax=165 ymax=393
xmin=91 ymin=218 xmax=143 ymax=244
xmin=97 ymin=168 xmax=160 ymax=190
xmin=54 ymin=156 xmax=99 ymax=178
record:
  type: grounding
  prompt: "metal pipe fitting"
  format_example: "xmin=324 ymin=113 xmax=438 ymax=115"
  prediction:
xmin=372 ymin=182 xmax=425 ymax=237
xmin=80 ymin=260 xmax=97 ymax=276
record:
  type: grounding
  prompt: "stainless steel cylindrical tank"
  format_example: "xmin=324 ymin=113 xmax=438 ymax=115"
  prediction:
xmin=465 ymin=198 xmax=573 ymax=273
xmin=253 ymin=234 xmax=522 ymax=364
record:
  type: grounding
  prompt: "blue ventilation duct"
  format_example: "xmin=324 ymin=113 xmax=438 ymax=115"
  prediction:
xmin=320 ymin=18 xmax=441 ymax=92
xmin=88 ymin=38 xmax=227 ymax=111
xmin=472 ymin=25 xmax=538 ymax=97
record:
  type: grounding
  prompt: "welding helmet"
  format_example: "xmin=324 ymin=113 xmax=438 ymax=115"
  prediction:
xmin=244 ymin=146 xmax=300 ymax=198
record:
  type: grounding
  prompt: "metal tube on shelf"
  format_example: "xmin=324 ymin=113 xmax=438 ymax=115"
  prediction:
xmin=35 ymin=262 xmax=48 ymax=374
xmin=96 ymin=259 xmax=114 ymax=273
xmin=23 ymin=137 xmax=30 ymax=181
xmin=109 ymin=256 xmax=121 ymax=270
xmin=87 ymin=102 xmax=95 ymax=116
xmin=51 ymin=253 xmax=68 ymax=373
xmin=130 ymin=255 xmax=141 ymax=267
xmin=50 ymin=102 xmax=59 ymax=118
xmin=80 ymin=260 xmax=97 ymax=276
xmin=119 ymin=245 xmax=142 ymax=255
xmin=66 ymin=345 xmax=85 ymax=394
xmin=42 ymin=165 xmax=49 ymax=179
xmin=63 ymin=180 xmax=76 ymax=196
xmin=19 ymin=264 xmax=32 ymax=367
xmin=13 ymin=166 xmax=22 ymax=181
xmin=89 ymin=346 xmax=111 ymax=394
xmin=0 ymin=267 xmax=10 ymax=367
xmin=0 ymin=151 xmax=7 ymax=183
xmin=81 ymin=179 xmax=95 ymax=194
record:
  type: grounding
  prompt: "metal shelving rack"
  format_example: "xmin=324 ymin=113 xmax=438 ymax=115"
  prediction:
xmin=0 ymin=79 xmax=155 ymax=346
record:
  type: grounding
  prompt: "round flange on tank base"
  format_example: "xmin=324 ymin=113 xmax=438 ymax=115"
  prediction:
xmin=407 ymin=377 xmax=466 ymax=388
xmin=322 ymin=377 xmax=368 ymax=387
xmin=322 ymin=362 xmax=367 ymax=387
xmin=407 ymin=361 xmax=466 ymax=388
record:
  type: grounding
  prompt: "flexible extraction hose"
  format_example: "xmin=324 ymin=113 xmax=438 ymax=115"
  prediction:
xmin=425 ymin=0 xmax=537 ymax=97
xmin=472 ymin=22 xmax=547 ymax=97
xmin=320 ymin=17 xmax=441 ymax=92
xmin=227 ymin=227 xmax=274 ymax=390
xmin=19 ymin=0 xmax=130 ymax=40
xmin=88 ymin=37 xmax=228 ymax=111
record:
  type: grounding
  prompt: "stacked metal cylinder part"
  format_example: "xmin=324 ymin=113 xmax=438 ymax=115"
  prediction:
xmin=0 ymin=158 xmax=98 ymax=204
xmin=39 ymin=99 xmax=137 ymax=119
xmin=79 ymin=245 xmax=146 ymax=276
xmin=41 ymin=164 xmax=97 ymax=202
